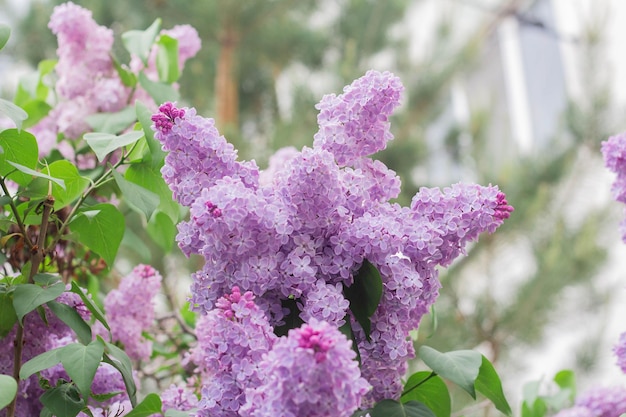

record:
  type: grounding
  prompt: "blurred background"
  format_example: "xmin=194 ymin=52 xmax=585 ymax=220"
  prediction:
xmin=1 ymin=0 xmax=625 ymax=414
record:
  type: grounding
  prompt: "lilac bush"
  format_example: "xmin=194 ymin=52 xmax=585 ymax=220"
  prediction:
xmin=152 ymin=70 xmax=513 ymax=411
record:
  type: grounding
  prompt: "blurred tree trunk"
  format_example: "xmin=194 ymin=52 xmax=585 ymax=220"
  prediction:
xmin=216 ymin=22 xmax=240 ymax=132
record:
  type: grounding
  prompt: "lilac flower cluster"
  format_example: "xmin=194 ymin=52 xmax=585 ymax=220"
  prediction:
xmin=98 ymin=264 xmax=162 ymax=361
xmin=153 ymin=70 xmax=512 ymax=403
xmin=555 ymin=386 xmax=626 ymax=417
xmin=161 ymin=383 xmax=200 ymax=413
xmin=189 ymin=287 xmax=276 ymax=417
xmin=240 ymin=319 xmax=370 ymax=417
xmin=31 ymin=2 xmax=200 ymax=165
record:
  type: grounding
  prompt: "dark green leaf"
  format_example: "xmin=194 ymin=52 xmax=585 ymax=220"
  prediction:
xmin=19 ymin=346 xmax=64 ymax=380
xmin=475 ymin=355 xmax=512 ymax=416
xmin=339 ymin=317 xmax=361 ymax=365
xmin=0 ymin=24 xmax=10 ymax=51
xmin=113 ymin=169 xmax=159 ymax=219
xmin=122 ymin=18 xmax=161 ymax=65
xmin=47 ymin=300 xmax=92 ymax=345
xmin=156 ymin=34 xmax=179 ymax=83
xmin=0 ymin=128 xmax=38 ymax=185
xmin=40 ymin=382 xmax=84 ymax=417
xmin=521 ymin=398 xmax=548 ymax=417
xmin=40 ymin=407 xmax=54 ymax=417
xmin=418 ymin=346 xmax=482 ymax=398
xmin=90 ymin=391 xmax=124 ymax=402
xmin=13 ymin=281 xmax=65 ymax=323
xmin=121 ymin=226 xmax=152 ymax=262
xmin=343 ymin=259 xmax=382 ymax=341
xmin=69 ymin=281 xmax=109 ymax=331
xmin=0 ymin=99 xmax=27 ymax=132
xmin=138 ymin=72 xmax=180 ymax=105
xmin=83 ymin=131 xmax=144 ymax=162
xmin=273 ymin=297 xmax=304 ymax=337
xmin=124 ymin=393 xmax=162 ymax=417
xmin=0 ymin=290 xmax=17 ymax=338
xmin=135 ymin=101 xmax=166 ymax=167
xmin=370 ymin=399 xmax=436 ymax=417
xmin=103 ymin=339 xmax=137 ymax=406
xmin=401 ymin=371 xmax=451 ymax=417
xmin=0 ymin=374 xmax=18 ymax=409
xmin=70 ymin=203 xmax=125 ymax=267
xmin=60 ymin=340 xmax=104 ymax=398
xmin=147 ymin=211 xmax=177 ymax=252
xmin=125 ymin=163 xmax=179 ymax=222
xmin=86 ymin=106 xmax=137 ymax=135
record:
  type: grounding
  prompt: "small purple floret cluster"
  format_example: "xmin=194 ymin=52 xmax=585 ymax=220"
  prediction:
xmin=153 ymin=70 xmax=512 ymax=410
xmin=602 ymin=132 xmax=626 ymax=242
xmin=554 ymin=386 xmax=626 ymax=417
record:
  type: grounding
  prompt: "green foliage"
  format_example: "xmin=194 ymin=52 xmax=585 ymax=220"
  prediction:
xmin=0 ymin=23 xmax=10 ymax=51
xmin=70 ymin=204 xmax=125 ymax=267
xmin=12 ymin=279 xmax=65 ymax=323
xmin=112 ymin=169 xmax=160 ymax=219
xmin=418 ymin=346 xmax=482 ymax=398
xmin=124 ymin=393 xmax=163 ymax=417
xmin=138 ymin=72 xmax=180 ymax=105
xmin=26 ymin=160 xmax=89 ymax=210
xmin=102 ymin=339 xmax=137 ymax=406
xmin=47 ymin=300 xmax=92 ymax=345
xmin=0 ymin=128 xmax=39 ymax=186
xmin=0 ymin=374 xmax=18 ymax=410
xmin=368 ymin=399 xmax=436 ymax=417
xmin=40 ymin=382 xmax=85 ymax=417
xmin=86 ymin=106 xmax=138 ymax=134
xmin=122 ymin=18 xmax=162 ymax=66
xmin=343 ymin=259 xmax=383 ymax=341
xmin=401 ymin=372 xmax=451 ymax=417
xmin=157 ymin=35 xmax=180 ymax=83
xmin=0 ymin=286 xmax=18 ymax=337
xmin=475 ymin=355 xmax=512 ymax=416
xmin=0 ymin=99 xmax=28 ymax=132
xmin=59 ymin=340 xmax=105 ymax=398
xmin=83 ymin=131 xmax=145 ymax=162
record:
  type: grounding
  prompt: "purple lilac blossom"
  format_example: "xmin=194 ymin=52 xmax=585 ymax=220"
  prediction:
xmin=240 ymin=319 xmax=370 ymax=417
xmin=602 ymin=132 xmax=626 ymax=241
xmin=99 ymin=264 xmax=162 ymax=361
xmin=192 ymin=287 xmax=276 ymax=417
xmin=615 ymin=331 xmax=626 ymax=374
xmin=573 ymin=385 xmax=626 ymax=417
xmin=153 ymin=70 xmax=512 ymax=403
xmin=161 ymin=383 xmax=200 ymax=413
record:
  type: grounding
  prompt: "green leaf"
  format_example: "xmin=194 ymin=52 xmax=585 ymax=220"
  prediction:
xmin=83 ymin=131 xmax=144 ymax=162
xmin=138 ymin=71 xmax=180 ymax=105
xmin=0 ymin=99 xmax=27 ymax=132
xmin=103 ymin=339 xmax=137 ymax=406
xmin=60 ymin=340 xmax=105 ymax=398
xmin=26 ymin=160 xmax=89 ymax=209
xmin=370 ymin=399 xmax=436 ymax=417
xmin=47 ymin=300 xmax=92 ymax=345
xmin=122 ymin=18 xmax=161 ymax=66
xmin=0 ymin=24 xmax=10 ymax=51
xmin=0 ymin=290 xmax=17 ymax=338
xmin=69 ymin=281 xmax=109 ymax=331
xmin=135 ymin=101 xmax=166 ymax=167
xmin=124 ymin=393 xmax=163 ymax=417
xmin=343 ymin=259 xmax=383 ymax=341
xmin=7 ymin=161 xmax=65 ymax=189
xmin=125 ymin=162 xmax=179 ymax=222
xmin=13 ymin=281 xmax=65 ymax=323
xmin=339 ymin=317 xmax=361 ymax=365
xmin=40 ymin=382 xmax=84 ymax=417
xmin=401 ymin=372 xmax=451 ymax=417
xmin=554 ymin=369 xmax=576 ymax=401
xmin=156 ymin=34 xmax=179 ymax=83
xmin=147 ymin=210 xmax=177 ymax=252
xmin=70 ymin=203 xmax=125 ymax=267
xmin=165 ymin=410 xmax=196 ymax=417
xmin=21 ymin=99 xmax=52 ymax=129
xmin=0 ymin=374 xmax=17 ymax=410
xmin=113 ymin=169 xmax=160 ymax=219
xmin=475 ymin=355 xmax=512 ymax=416
xmin=19 ymin=346 xmax=64 ymax=380
xmin=113 ymin=57 xmax=137 ymax=88
xmin=86 ymin=106 xmax=138 ymax=135
xmin=121 ymin=225 xmax=152 ymax=262
xmin=418 ymin=346 xmax=482 ymax=398
xmin=0 ymin=128 xmax=38 ymax=185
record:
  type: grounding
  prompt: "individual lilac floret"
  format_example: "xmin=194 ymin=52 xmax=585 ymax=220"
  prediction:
xmin=615 ymin=332 xmax=626 ymax=374
xmin=101 ymin=264 xmax=162 ymax=361
xmin=574 ymin=385 xmax=626 ymax=417
xmin=192 ymin=287 xmax=276 ymax=417
xmin=602 ymin=133 xmax=626 ymax=241
xmin=314 ymin=70 xmax=403 ymax=166
xmin=152 ymin=103 xmax=259 ymax=207
xmin=240 ymin=319 xmax=370 ymax=417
